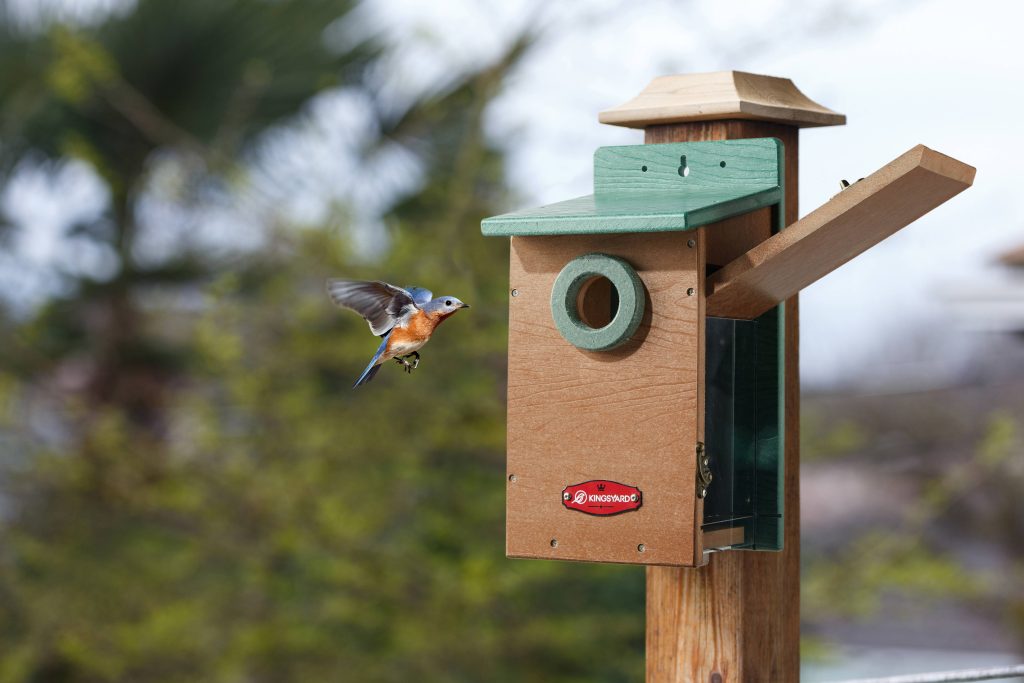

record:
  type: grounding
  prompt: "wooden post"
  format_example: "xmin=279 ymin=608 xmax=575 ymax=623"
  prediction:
xmin=600 ymin=71 xmax=846 ymax=683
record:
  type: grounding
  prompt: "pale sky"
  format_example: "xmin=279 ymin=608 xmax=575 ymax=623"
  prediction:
xmin=3 ymin=0 xmax=1023 ymax=388
xmin=370 ymin=0 xmax=1024 ymax=388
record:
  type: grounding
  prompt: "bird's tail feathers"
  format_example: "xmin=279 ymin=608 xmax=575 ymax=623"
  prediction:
xmin=353 ymin=333 xmax=390 ymax=388
xmin=353 ymin=361 xmax=382 ymax=388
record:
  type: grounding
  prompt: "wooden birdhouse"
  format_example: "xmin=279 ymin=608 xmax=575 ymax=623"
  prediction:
xmin=481 ymin=71 xmax=975 ymax=570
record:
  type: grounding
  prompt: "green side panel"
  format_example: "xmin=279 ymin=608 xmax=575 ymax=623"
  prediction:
xmin=702 ymin=310 xmax=783 ymax=552
xmin=752 ymin=305 xmax=783 ymax=549
xmin=481 ymin=139 xmax=783 ymax=237
xmin=703 ymin=317 xmax=752 ymax=530
xmin=702 ymin=143 xmax=786 ymax=554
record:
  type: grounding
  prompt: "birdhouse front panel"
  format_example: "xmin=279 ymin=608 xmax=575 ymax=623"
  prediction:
xmin=506 ymin=231 xmax=705 ymax=566
xmin=483 ymin=139 xmax=791 ymax=567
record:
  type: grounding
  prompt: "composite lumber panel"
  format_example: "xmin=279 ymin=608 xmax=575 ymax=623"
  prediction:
xmin=706 ymin=145 xmax=975 ymax=320
xmin=506 ymin=231 xmax=705 ymax=567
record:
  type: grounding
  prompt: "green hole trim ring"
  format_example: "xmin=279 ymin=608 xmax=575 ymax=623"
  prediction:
xmin=550 ymin=253 xmax=645 ymax=351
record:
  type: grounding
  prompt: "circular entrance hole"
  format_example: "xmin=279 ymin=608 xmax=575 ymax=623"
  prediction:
xmin=575 ymin=275 xmax=620 ymax=329
xmin=549 ymin=253 xmax=645 ymax=352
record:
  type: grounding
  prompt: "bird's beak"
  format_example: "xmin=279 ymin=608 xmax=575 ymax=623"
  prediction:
xmin=460 ymin=302 xmax=470 ymax=309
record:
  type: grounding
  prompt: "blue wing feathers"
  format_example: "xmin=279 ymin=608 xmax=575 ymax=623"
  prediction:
xmin=405 ymin=286 xmax=433 ymax=305
xmin=333 ymin=283 xmax=429 ymax=388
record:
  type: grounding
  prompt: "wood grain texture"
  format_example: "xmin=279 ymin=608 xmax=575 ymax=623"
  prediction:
xmin=600 ymin=71 xmax=846 ymax=129
xmin=577 ymin=275 xmax=615 ymax=328
xmin=645 ymin=119 xmax=802 ymax=683
xmin=705 ymin=206 xmax=772 ymax=268
xmin=707 ymin=145 xmax=976 ymax=319
xmin=506 ymin=231 xmax=706 ymax=567
xmin=702 ymin=525 xmax=746 ymax=549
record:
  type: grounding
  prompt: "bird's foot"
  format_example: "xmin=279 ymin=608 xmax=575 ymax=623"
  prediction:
xmin=395 ymin=353 xmax=419 ymax=374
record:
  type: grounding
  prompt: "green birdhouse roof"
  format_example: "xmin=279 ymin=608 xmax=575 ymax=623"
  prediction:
xmin=481 ymin=138 xmax=783 ymax=237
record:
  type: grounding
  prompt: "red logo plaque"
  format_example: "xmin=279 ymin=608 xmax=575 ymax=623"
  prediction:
xmin=562 ymin=480 xmax=642 ymax=516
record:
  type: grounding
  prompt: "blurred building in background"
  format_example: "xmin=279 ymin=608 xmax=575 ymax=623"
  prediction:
xmin=945 ymin=240 xmax=1024 ymax=337
xmin=993 ymin=243 xmax=1024 ymax=333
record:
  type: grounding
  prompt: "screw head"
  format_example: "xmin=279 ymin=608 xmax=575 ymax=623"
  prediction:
xmin=510 ymin=288 xmax=519 ymax=297
xmin=562 ymin=491 xmax=570 ymax=500
xmin=509 ymin=474 xmax=517 ymax=483
xmin=687 ymin=239 xmax=696 ymax=248
xmin=687 ymin=287 xmax=696 ymax=296
xmin=637 ymin=543 xmax=646 ymax=553
xmin=550 ymin=539 xmax=558 ymax=548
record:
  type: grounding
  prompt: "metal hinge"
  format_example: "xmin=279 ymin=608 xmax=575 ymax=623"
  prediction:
xmin=696 ymin=442 xmax=713 ymax=499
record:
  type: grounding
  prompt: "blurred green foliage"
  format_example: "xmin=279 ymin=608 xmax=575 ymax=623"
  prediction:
xmin=804 ymin=534 xmax=983 ymax=621
xmin=0 ymin=2 xmax=643 ymax=681
xmin=802 ymin=407 xmax=1024 ymax=651
xmin=800 ymin=412 xmax=868 ymax=462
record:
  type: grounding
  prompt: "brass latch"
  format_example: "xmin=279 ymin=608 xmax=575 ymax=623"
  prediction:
xmin=696 ymin=442 xmax=712 ymax=499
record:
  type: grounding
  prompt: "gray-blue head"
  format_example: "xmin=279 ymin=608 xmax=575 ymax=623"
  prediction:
xmin=422 ymin=296 xmax=470 ymax=319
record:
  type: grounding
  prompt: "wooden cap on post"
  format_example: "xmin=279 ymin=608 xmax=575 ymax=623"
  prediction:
xmin=999 ymin=244 xmax=1024 ymax=268
xmin=598 ymin=70 xmax=846 ymax=129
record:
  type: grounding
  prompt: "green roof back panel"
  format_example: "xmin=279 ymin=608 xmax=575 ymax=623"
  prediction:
xmin=594 ymin=138 xmax=782 ymax=193
xmin=482 ymin=138 xmax=783 ymax=237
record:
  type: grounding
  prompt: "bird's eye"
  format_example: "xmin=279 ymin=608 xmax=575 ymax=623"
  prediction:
xmin=445 ymin=300 xmax=452 ymax=306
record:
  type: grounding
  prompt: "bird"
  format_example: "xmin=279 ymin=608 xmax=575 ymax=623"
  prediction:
xmin=326 ymin=279 xmax=470 ymax=387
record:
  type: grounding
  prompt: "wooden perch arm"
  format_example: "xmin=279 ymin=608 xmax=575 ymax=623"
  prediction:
xmin=705 ymin=145 xmax=976 ymax=319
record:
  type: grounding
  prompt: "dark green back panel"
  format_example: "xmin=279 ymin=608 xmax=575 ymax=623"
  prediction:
xmin=702 ymin=309 xmax=783 ymax=551
xmin=702 ymin=140 xmax=786 ymax=553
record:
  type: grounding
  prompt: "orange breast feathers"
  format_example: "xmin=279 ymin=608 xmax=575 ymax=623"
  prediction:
xmin=388 ymin=308 xmax=455 ymax=348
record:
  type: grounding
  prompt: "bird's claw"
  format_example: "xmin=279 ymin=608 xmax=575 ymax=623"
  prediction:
xmin=395 ymin=352 xmax=420 ymax=374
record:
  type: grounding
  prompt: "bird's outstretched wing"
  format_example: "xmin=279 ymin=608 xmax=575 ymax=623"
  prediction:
xmin=326 ymin=279 xmax=418 ymax=336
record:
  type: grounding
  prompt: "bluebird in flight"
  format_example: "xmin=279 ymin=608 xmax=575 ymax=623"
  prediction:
xmin=326 ymin=279 xmax=469 ymax=387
